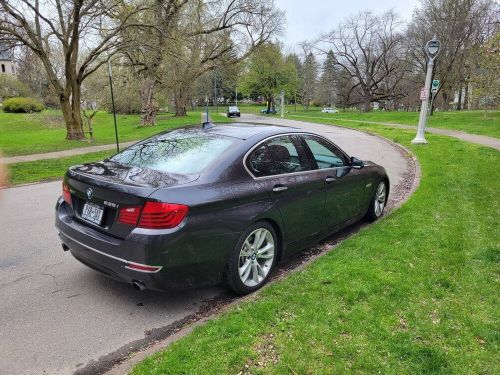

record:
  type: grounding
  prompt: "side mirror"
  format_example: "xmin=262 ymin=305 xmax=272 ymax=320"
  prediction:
xmin=351 ymin=156 xmax=364 ymax=169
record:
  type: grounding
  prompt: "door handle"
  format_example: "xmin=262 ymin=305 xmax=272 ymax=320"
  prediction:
xmin=325 ymin=177 xmax=336 ymax=183
xmin=272 ymin=185 xmax=288 ymax=193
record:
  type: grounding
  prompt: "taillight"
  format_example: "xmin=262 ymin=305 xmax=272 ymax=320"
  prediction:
xmin=138 ymin=202 xmax=189 ymax=229
xmin=118 ymin=206 xmax=142 ymax=226
xmin=118 ymin=201 xmax=189 ymax=229
xmin=62 ymin=182 xmax=72 ymax=206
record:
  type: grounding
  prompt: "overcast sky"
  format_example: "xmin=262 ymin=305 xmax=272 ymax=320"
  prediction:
xmin=275 ymin=0 xmax=420 ymax=50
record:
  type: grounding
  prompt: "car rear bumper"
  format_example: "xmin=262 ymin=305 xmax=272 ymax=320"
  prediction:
xmin=55 ymin=198 xmax=234 ymax=291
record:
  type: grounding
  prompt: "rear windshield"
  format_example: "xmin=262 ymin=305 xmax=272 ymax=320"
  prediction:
xmin=229 ymin=106 xmax=239 ymax=111
xmin=110 ymin=130 xmax=235 ymax=174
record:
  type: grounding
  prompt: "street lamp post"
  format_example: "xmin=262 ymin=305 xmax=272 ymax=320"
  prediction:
xmin=280 ymin=90 xmax=285 ymax=118
xmin=412 ymin=36 xmax=441 ymax=144
xmin=107 ymin=59 xmax=119 ymax=152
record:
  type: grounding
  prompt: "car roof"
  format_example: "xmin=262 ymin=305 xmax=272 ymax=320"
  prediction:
xmin=205 ymin=123 xmax=298 ymax=140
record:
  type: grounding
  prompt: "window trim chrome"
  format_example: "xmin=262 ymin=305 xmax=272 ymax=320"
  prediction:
xmin=243 ymin=132 xmax=352 ymax=180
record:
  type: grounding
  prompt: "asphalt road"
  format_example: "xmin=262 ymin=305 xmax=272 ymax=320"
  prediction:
xmin=0 ymin=116 xmax=409 ymax=374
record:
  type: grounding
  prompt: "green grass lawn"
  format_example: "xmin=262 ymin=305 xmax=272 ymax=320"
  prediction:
xmin=0 ymin=110 xmax=229 ymax=157
xmin=7 ymin=150 xmax=113 ymax=185
xmin=285 ymin=109 xmax=500 ymax=138
xmin=131 ymin=124 xmax=499 ymax=374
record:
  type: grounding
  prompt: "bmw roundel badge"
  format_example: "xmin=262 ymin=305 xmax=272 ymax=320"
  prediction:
xmin=86 ymin=187 xmax=94 ymax=200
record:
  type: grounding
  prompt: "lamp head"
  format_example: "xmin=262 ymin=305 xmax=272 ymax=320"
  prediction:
xmin=426 ymin=36 xmax=441 ymax=60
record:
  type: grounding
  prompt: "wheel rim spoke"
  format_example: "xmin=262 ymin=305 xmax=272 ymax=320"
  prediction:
xmin=251 ymin=262 xmax=260 ymax=283
xmin=239 ymin=260 xmax=252 ymax=281
xmin=374 ymin=182 xmax=386 ymax=217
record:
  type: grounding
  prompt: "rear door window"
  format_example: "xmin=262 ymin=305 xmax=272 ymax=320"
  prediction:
xmin=247 ymin=135 xmax=313 ymax=177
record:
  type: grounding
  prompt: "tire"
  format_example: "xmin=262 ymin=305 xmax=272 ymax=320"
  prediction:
xmin=365 ymin=180 xmax=388 ymax=222
xmin=225 ymin=222 xmax=278 ymax=295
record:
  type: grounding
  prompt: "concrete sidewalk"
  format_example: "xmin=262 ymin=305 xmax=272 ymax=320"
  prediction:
xmin=1 ymin=140 xmax=137 ymax=165
xmin=289 ymin=115 xmax=500 ymax=151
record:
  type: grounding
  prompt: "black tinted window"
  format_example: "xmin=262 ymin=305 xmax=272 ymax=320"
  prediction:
xmin=247 ymin=135 xmax=311 ymax=177
xmin=247 ymin=144 xmax=276 ymax=177
xmin=302 ymin=135 xmax=348 ymax=168
xmin=110 ymin=130 xmax=234 ymax=174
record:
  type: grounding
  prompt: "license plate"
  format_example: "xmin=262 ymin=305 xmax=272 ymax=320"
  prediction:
xmin=81 ymin=202 xmax=104 ymax=225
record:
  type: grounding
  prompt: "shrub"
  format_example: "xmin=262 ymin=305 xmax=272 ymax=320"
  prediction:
xmin=2 ymin=97 xmax=44 ymax=113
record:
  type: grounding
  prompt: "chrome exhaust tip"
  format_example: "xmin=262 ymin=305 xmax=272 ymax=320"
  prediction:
xmin=132 ymin=280 xmax=146 ymax=292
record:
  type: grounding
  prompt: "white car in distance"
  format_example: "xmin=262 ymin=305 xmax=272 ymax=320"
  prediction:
xmin=321 ymin=107 xmax=339 ymax=113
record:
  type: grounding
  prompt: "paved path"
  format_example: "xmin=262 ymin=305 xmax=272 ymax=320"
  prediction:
xmin=1 ymin=141 xmax=138 ymax=165
xmin=0 ymin=117 xmax=410 ymax=374
xmin=289 ymin=115 xmax=500 ymax=151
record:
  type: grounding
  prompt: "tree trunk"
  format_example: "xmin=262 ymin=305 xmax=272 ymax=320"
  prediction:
xmin=60 ymin=93 xmax=85 ymax=140
xmin=442 ymin=90 xmax=449 ymax=110
xmin=174 ymin=86 xmax=188 ymax=116
xmin=463 ymin=81 xmax=469 ymax=110
xmin=457 ymin=84 xmax=463 ymax=110
xmin=362 ymin=97 xmax=371 ymax=112
xmin=140 ymin=79 xmax=158 ymax=126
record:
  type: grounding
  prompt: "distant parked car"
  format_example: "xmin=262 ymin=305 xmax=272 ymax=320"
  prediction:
xmin=260 ymin=108 xmax=277 ymax=114
xmin=321 ymin=107 xmax=339 ymax=114
xmin=227 ymin=106 xmax=240 ymax=118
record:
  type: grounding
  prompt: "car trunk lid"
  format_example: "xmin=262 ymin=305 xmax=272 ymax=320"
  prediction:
xmin=65 ymin=160 xmax=197 ymax=238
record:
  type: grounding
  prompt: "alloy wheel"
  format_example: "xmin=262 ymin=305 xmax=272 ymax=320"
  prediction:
xmin=374 ymin=182 xmax=386 ymax=217
xmin=238 ymin=228 xmax=275 ymax=287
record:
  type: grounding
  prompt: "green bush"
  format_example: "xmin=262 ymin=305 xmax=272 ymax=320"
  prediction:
xmin=2 ymin=97 xmax=44 ymax=113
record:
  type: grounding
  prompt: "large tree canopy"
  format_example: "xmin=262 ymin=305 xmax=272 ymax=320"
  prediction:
xmin=241 ymin=42 xmax=296 ymax=111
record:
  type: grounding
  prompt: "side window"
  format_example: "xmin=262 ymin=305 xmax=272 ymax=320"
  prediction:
xmin=266 ymin=135 xmax=311 ymax=175
xmin=302 ymin=135 xmax=348 ymax=168
xmin=246 ymin=135 xmax=312 ymax=177
xmin=247 ymin=144 xmax=276 ymax=177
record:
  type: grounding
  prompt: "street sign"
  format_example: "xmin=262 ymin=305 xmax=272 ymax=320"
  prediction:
xmin=420 ymin=87 xmax=428 ymax=100
xmin=431 ymin=79 xmax=440 ymax=93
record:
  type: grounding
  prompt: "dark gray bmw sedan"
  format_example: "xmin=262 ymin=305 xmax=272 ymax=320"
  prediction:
xmin=55 ymin=123 xmax=389 ymax=294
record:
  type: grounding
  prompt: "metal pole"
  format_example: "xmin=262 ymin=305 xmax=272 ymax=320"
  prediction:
xmin=108 ymin=60 xmax=119 ymax=152
xmin=412 ymin=59 xmax=433 ymax=144
xmin=235 ymin=86 xmax=238 ymax=106
xmin=214 ymin=72 xmax=218 ymax=114
xmin=294 ymin=69 xmax=297 ymax=112
xmin=205 ymin=96 xmax=209 ymax=123
xmin=280 ymin=90 xmax=285 ymax=118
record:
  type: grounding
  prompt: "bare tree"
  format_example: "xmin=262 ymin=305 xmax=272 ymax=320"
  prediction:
xmin=406 ymin=0 xmax=497 ymax=111
xmin=120 ymin=0 xmax=189 ymax=125
xmin=0 ymin=0 xmax=150 ymax=139
xmin=124 ymin=0 xmax=283 ymax=121
xmin=316 ymin=10 xmax=407 ymax=111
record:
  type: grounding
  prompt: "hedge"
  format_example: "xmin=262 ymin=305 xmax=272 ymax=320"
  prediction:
xmin=2 ymin=97 xmax=44 ymax=113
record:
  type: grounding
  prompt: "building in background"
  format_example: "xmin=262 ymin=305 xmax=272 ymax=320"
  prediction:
xmin=0 ymin=44 xmax=15 ymax=75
